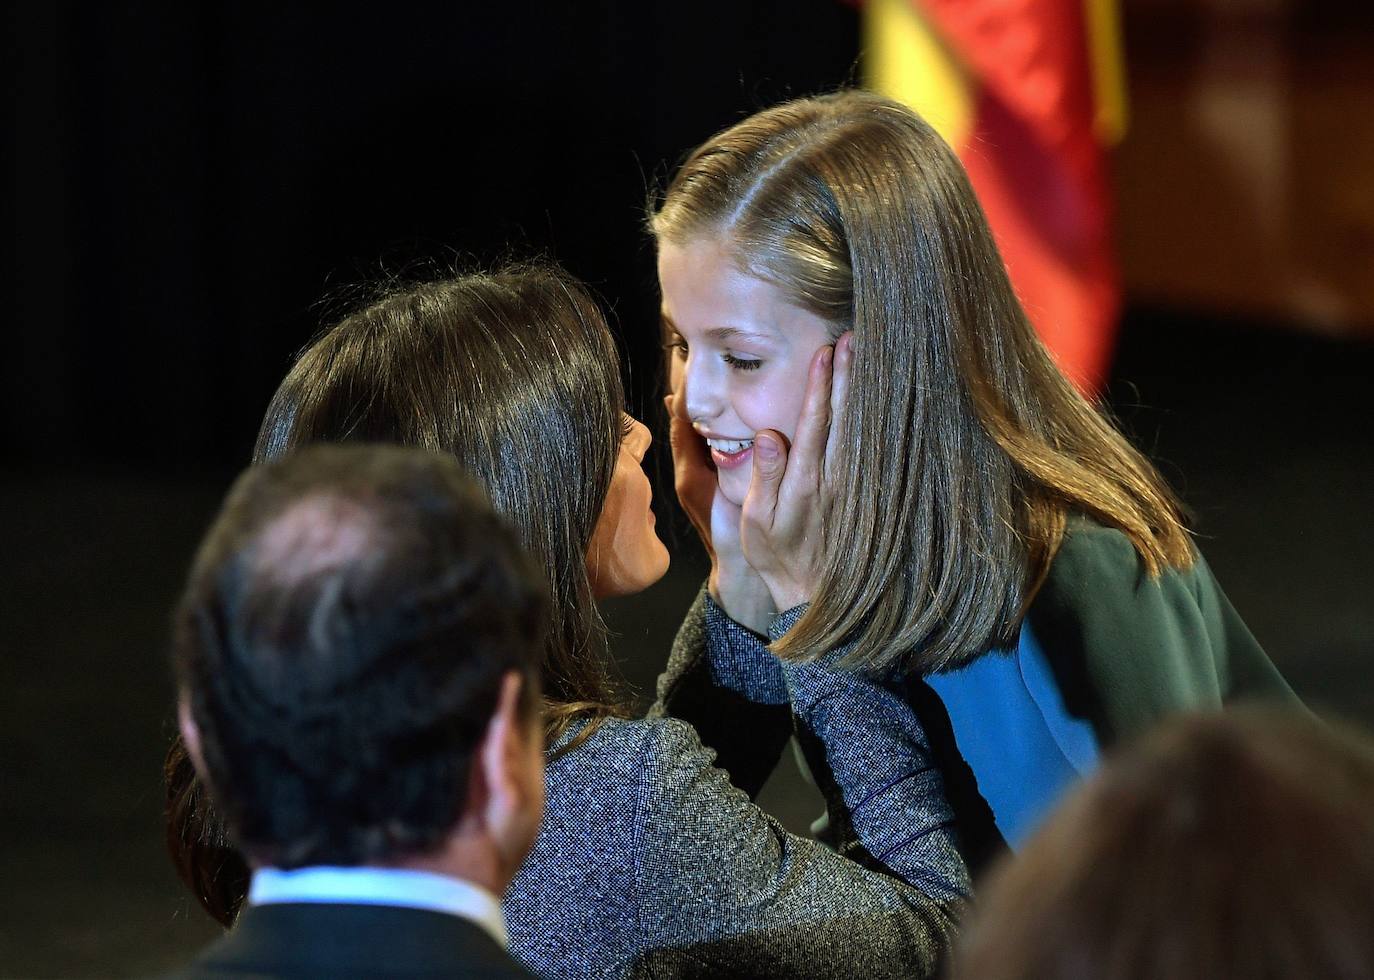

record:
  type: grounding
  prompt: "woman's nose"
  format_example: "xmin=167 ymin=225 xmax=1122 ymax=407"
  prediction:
xmin=627 ymin=417 xmax=652 ymax=460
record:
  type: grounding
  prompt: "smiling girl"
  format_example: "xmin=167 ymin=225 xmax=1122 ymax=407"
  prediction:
xmin=659 ymin=235 xmax=833 ymax=512
xmin=650 ymin=91 xmax=1299 ymax=868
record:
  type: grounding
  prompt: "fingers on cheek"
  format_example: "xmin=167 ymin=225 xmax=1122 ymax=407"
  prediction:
xmin=813 ymin=345 xmax=834 ymax=383
xmin=739 ymin=503 xmax=761 ymax=539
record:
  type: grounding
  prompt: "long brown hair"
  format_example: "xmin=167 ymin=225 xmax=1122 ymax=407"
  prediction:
xmin=652 ymin=90 xmax=1192 ymax=672
xmin=953 ymin=708 xmax=1374 ymax=979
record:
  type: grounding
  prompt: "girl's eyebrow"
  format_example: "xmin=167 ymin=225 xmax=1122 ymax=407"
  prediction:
xmin=660 ymin=313 xmax=773 ymax=345
xmin=705 ymin=326 xmax=772 ymax=344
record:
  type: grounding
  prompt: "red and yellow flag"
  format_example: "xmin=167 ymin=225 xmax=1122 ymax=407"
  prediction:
xmin=865 ymin=0 xmax=1127 ymax=393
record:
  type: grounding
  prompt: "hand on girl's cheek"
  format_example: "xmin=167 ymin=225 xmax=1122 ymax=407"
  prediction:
xmin=711 ymin=363 xmax=819 ymax=509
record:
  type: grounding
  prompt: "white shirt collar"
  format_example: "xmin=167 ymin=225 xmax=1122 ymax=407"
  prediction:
xmin=248 ymin=865 xmax=508 ymax=948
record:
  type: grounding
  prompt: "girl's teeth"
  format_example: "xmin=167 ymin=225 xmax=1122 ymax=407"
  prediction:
xmin=707 ymin=438 xmax=754 ymax=454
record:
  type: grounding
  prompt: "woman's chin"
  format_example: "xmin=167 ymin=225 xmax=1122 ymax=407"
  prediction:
xmin=645 ymin=538 xmax=672 ymax=588
xmin=592 ymin=542 xmax=671 ymax=600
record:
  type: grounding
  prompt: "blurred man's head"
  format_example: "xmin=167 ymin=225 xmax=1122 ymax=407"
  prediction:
xmin=174 ymin=444 xmax=546 ymax=890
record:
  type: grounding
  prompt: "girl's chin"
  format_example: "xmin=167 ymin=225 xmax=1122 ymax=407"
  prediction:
xmin=717 ymin=473 xmax=749 ymax=508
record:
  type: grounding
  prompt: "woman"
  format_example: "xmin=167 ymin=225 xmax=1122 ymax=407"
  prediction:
xmin=165 ymin=264 xmax=969 ymax=978
xmin=649 ymin=90 xmax=1298 ymax=869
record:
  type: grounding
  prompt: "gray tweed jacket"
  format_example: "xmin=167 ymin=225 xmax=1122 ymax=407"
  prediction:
xmin=502 ymin=589 xmax=970 ymax=979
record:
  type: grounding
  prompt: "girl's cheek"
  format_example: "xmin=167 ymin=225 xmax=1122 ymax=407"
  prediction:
xmin=733 ymin=378 xmax=805 ymax=439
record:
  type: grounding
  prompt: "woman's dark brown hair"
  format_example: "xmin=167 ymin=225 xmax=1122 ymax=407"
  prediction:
xmin=166 ymin=264 xmax=633 ymax=924
xmin=652 ymin=90 xmax=1192 ymax=672
xmin=953 ymin=707 xmax=1374 ymax=980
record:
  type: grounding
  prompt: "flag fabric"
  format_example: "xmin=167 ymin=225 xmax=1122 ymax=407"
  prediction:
xmin=865 ymin=0 xmax=1127 ymax=393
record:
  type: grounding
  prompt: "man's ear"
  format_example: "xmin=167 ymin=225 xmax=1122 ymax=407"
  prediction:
xmin=178 ymin=697 xmax=209 ymax=781
xmin=475 ymin=671 xmax=545 ymax=869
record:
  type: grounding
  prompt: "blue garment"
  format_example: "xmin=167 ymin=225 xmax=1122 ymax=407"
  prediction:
xmin=926 ymin=621 xmax=1100 ymax=847
xmin=659 ymin=521 xmax=1297 ymax=875
xmin=700 ymin=596 xmax=1099 ymax=849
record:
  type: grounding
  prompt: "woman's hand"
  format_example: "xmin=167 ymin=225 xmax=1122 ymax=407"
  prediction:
xmin=740 ymin=333 xmax=852 ymax=613
xmin=666 ymin=391 xmax=776 ymax=633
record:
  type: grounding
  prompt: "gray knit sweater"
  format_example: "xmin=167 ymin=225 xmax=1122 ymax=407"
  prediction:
xmin=502 ymin=590 xmax=970 ymax=979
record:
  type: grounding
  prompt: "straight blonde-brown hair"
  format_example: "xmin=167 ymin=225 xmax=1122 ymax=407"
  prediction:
xmin=652 ymin=91 xmax=1192 ymax=672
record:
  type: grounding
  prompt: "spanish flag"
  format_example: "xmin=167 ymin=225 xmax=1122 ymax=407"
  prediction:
xmin=865 ymin=0 xmax=1127 ymax=393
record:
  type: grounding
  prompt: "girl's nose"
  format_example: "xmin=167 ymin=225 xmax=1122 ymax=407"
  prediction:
xmin=682 ymin=355 xmax=722 ymax=425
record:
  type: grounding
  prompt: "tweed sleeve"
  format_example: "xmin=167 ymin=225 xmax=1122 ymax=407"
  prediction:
xmin=647 ymin=584 xmax=793 ymax=799
xmin=627 ymin=721 xmax=965 ymax=979
xmin=769 ymin=605 xmax=972 ymax=903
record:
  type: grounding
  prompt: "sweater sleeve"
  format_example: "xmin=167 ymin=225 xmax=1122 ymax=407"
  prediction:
xmin=770 ymin=605 xmax=971 ymax=893
xmin=647 ymin=584 xmax=793 ymax=799
xmin=629 ymin=718 xmax=966 ymax=979
xmin=1029 ymin=522 xmax=1300 ymax=745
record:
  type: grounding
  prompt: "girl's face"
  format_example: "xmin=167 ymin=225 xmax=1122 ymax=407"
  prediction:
xmin=658 ymin=236 xmax=834 ymax=507
xmin=586 ymin=415 xmax=671 ymax=598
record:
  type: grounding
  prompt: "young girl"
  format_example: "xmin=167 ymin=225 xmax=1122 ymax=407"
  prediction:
xmin=649 ymin=90 xmax=1297 ymax=869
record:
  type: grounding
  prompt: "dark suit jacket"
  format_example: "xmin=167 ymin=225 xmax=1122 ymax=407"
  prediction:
xmin=167 ymin=902 xmax=533 ymax=979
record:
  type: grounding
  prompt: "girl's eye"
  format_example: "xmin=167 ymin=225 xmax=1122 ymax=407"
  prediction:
xmin=621 ymin=414 xmax=636 ymax=437
xmin=663 ymin=332 xmax=689 ymax=358
xmin=723 ymin=352 xmax=762 ymax=372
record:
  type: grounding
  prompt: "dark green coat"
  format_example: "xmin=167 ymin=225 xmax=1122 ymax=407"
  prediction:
xmin=655 ymin=518 xmax=1299 ymax=872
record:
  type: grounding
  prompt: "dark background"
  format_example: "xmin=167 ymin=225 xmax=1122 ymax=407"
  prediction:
xmin=3 ymin=3 xmax=1372 ymax=976
xmin=6 ymin=2 xmax=866 ymax=472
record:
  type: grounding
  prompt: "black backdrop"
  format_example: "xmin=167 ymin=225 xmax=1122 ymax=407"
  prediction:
xmin=6 ymin=1 xmax=860 ymax=472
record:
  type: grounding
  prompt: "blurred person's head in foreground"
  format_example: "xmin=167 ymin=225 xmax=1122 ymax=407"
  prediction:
xmin=953 ymin=706 xmax=1374 ymax=980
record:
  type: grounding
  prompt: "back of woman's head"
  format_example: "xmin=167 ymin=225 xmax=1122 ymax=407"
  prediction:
xmin=255 ymin=265 xmax=627 ymax=734
xmin=955 ymin=707 xmax=1374 ymax=980
xmin=652 ymin=90 xmax=1190 ymax=672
